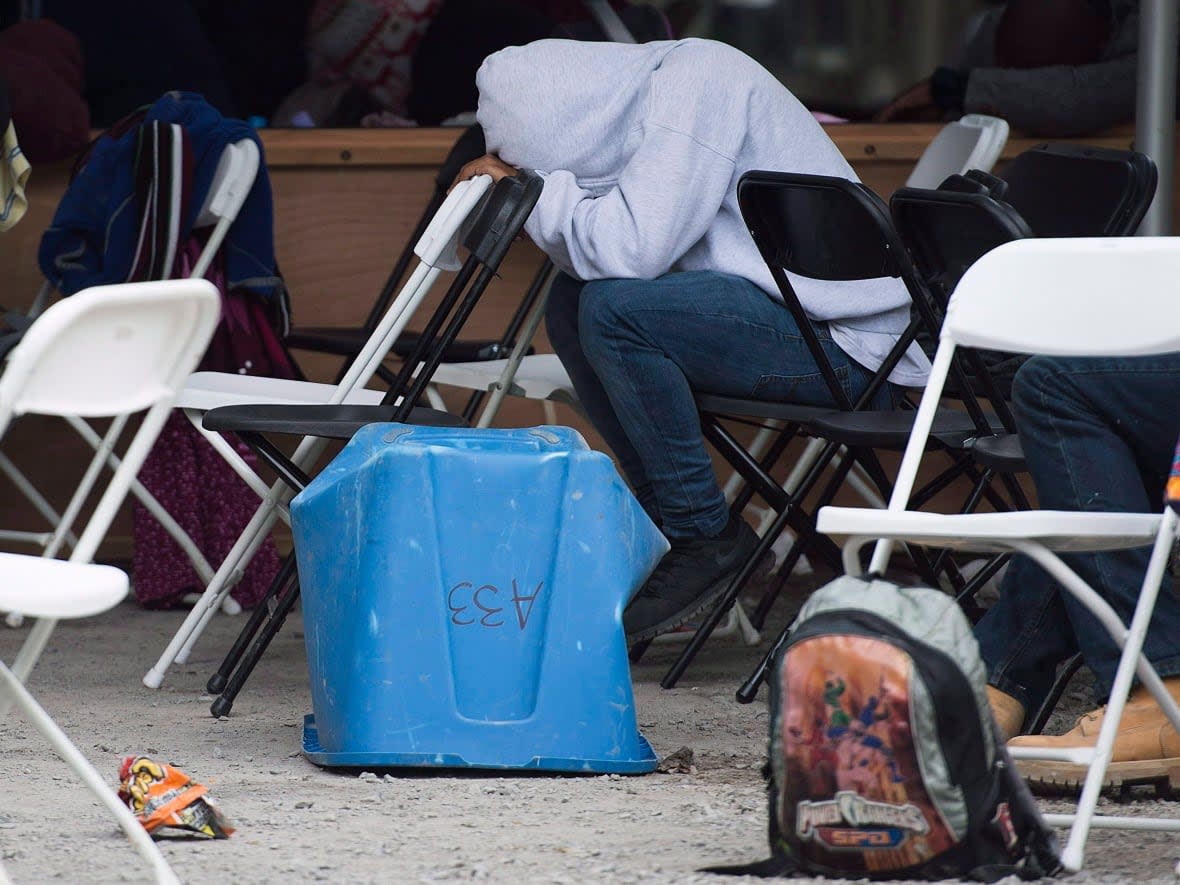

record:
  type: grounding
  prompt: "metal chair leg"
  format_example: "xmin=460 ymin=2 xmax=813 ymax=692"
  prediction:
xmin=210 ymin=574 xmax=302 ymax=719
xmin=206 ymin=553 xmax=298 ymax=694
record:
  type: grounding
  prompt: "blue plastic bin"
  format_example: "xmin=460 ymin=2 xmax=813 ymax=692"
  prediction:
xmin=289 ymin=424 xmax=668 ymax=773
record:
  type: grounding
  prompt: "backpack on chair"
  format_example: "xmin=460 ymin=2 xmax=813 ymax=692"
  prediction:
xmin=707 ymin=575 xmax=1061 ymax=881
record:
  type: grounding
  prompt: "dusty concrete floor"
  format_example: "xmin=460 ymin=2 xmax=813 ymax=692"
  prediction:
xmin=2 ymin=575 xmax=1179 ymax=885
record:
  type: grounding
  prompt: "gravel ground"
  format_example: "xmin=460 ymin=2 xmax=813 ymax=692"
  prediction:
xmin=2 ymin=575 xmax=1179 ymax=885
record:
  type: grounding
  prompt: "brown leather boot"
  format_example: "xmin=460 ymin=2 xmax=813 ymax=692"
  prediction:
xmin=987 ymin=685 xmax=1025 ymax=741
xmin=1008 ymin=677 xmax=1180 ymax=794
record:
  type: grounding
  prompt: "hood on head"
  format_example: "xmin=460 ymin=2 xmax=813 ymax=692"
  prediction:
xmin=476 ymin=39 xmax=677 ymax=184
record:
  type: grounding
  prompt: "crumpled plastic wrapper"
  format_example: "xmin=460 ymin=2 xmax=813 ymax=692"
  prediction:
xmin=117 ymin=755 xmax=234 ymax=838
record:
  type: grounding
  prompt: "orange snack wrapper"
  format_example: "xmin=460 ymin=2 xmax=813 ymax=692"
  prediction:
xmin=117 ymin=755 xmax=234 ymax=838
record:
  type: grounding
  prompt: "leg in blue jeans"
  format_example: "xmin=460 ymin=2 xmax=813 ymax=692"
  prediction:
xmin=975 ymin=352 xmax=1180 ymax=715
xmin=544 ymin=270 xmax=892 ymax=539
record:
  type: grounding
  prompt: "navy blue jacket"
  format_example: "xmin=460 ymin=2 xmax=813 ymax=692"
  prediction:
xmin=39 ymin=91 xmax=283 ymax=310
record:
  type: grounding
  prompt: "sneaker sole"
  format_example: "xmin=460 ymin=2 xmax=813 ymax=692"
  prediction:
xmin=1016 ymin=756 xmax=1180 ymax=799
xmin=625 ymin=551 xmax=772 ymax=645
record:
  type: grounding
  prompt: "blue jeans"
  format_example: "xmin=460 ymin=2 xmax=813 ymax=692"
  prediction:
xmin=974 ymin=353 xmax=1180 ymax=711
xmin=544 ymin=270 xmax=894 ymax=539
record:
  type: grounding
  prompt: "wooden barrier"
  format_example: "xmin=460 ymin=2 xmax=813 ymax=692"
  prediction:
xmin=0 ymin=123 xmax=1159 ymax=558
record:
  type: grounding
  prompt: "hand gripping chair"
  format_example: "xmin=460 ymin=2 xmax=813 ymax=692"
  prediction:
xmin=0 ymin=278 xmax=220 ymax=885
xmin=816 ymin=237 xmax=1180 ymax=873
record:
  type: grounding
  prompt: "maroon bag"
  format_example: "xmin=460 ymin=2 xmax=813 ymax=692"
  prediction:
xmin=131 ymin=241 xmax=299 ymax=609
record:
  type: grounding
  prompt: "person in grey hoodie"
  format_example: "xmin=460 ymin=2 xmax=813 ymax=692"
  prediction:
xmin=456 ymin=37 xmax=929 ymax=643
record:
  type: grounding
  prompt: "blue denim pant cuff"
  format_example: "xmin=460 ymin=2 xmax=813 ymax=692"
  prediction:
xmin=1092 ymin=653 xmax=1180 ymax=704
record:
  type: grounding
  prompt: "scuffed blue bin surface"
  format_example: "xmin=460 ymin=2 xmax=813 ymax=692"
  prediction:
xmin=290 ymin=423 xmax=669 ymax=772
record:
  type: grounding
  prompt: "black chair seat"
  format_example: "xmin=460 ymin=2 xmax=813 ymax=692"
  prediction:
xmin=283 ymin=326 xmax=369 ymax=357
xmin=286 ymin=327 xmax=530 ymax=363
xmin=202 ymin=402 xmax=466 ymax=441
xmin=692 ymin=392 xmax=836 ymax=425
xmin=968 ymin=432 xmax=1026 ymax=472
xmin=809 ymin=408 xmax=1006 ymax=450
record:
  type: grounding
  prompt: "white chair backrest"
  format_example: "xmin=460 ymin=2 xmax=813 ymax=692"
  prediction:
xmin=944 ymin=236 xmax=1180 ymax=356
xmin=905 ymin=113 xmax=1010 ymax=189
xmin=0 ymin=279 xmax=219 ymax=565
xmin=0 ymin=279 xmax=220 ymax=422
xmin=413 ymin=173 xmax=492 ymax=271
xmin=871 ymin=236 xmax=1180 ymax=571
xmin=190 ymin=138 xmax=261 ymax=280
xmin=341 ymin=174 xmax=493 ymax=393
xmin=883 ymin=237 xmax=1180 ymax=529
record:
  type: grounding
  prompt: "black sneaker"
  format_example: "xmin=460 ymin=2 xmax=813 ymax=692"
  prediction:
xmin=623 ymin=517 xmax=761 ymax=642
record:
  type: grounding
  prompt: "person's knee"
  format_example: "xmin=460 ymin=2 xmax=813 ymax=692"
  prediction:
xmin=576 ymin=279 xmax=646 ymax=356
xmin=1011 ymin=354 xmax=1085 ymax=420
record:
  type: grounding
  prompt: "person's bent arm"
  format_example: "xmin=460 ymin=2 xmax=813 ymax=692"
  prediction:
xmin=964 ymin=54 xmax=1139 ymax=136
xmin=519 ymin=124 xmax=736 ymax=281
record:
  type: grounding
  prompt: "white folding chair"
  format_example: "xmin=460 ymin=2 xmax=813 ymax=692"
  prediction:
xmin=904 ymin=113 xmax=1009 ymax=189
xmin=816 ymin=236 xmax=1180 ymax=873
xmin=0 ymin=139 xmax=261 ymax=624
xmin=142 ymin=174 xmax=494 ymax=689
xmin=0 ymin=277 xmax=220 ymax=885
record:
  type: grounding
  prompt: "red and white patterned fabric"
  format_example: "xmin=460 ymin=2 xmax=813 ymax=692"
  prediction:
xmin=307 ymin=0 xmax=442 ymax=115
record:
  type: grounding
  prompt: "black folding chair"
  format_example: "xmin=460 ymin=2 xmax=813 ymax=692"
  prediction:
xmin=815 ymin=142 xmax=1159 ymax=546
xmin=653 ymin=170 xmax=952 ymax=690
xmin=198 ymin=171 xmax=544 ymax=717
xmin=1001 ymin=141 xmax=1158 ymax=239
xmin=725 ymin=179 xmax=1029 ymax=703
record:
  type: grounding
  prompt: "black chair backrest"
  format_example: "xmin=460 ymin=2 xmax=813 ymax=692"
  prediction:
xmin=737 ymin=170 xmax=939 ymax=409
xmin=738 ymin=170 xmax=914 ymax=283
xmin=935 ymin=173 xmax=991 ymax=196
xmin=890 ymin=187 xmax=1034 ymax=298
xmin=890 ymin=186 xmax=1036 ymax=416
xmin=964 ymin=169 xmax=1009 ymax=200
xmin=1000 ymin=142 xmax=1158 ymax=237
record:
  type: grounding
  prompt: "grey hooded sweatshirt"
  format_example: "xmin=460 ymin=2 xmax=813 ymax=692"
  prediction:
xmin=475 ymin=37 xmax=929 ymax=387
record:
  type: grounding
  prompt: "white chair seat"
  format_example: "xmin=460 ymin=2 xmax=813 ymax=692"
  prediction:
xmin=0 ymin=552 xmax=128 ymax=619
xmin=430 ymin=353 xmax=577 ymax=403
xmin=178 ymin=372 xmax=386 ymax=412
xmin=818 ymin=507 xmax=1162 ymax=553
